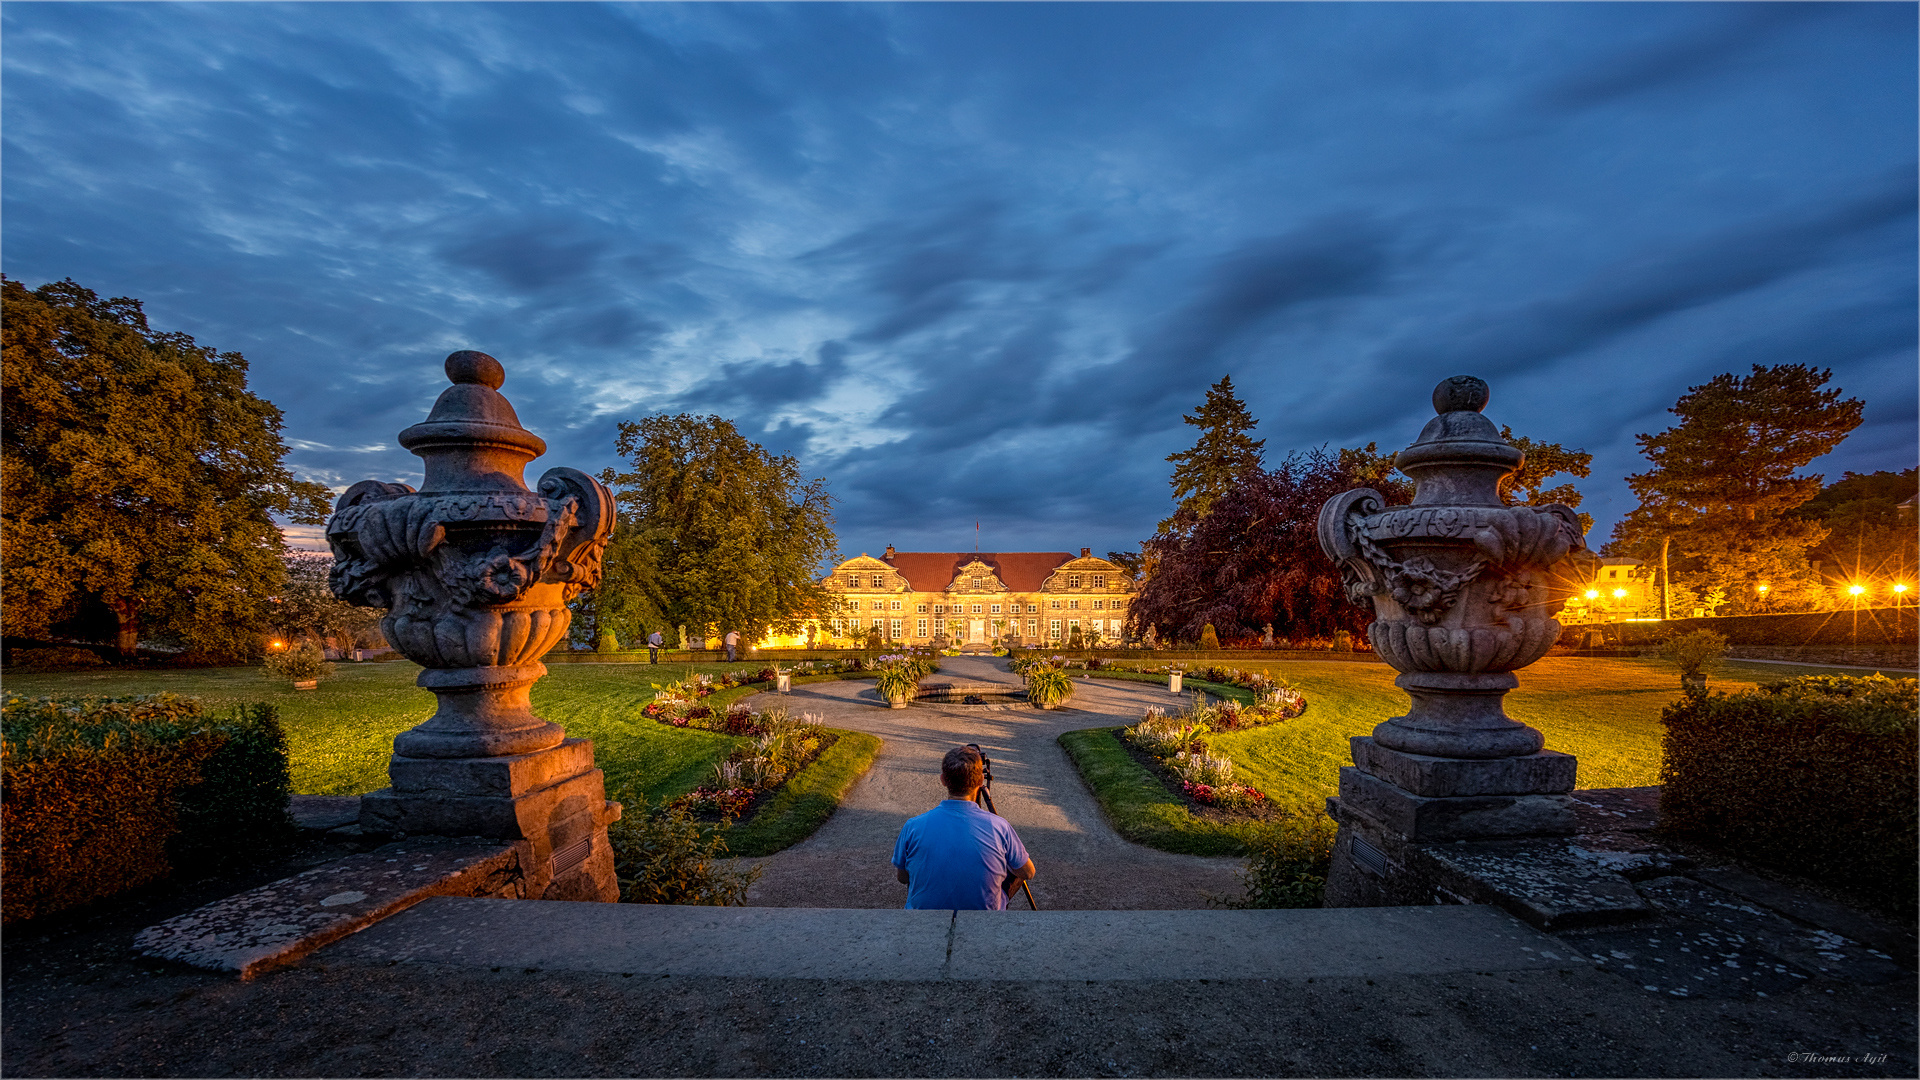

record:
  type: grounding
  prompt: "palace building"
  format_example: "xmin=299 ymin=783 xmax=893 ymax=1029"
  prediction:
xmin=822 ymin=546 xmax=1135 ymax=646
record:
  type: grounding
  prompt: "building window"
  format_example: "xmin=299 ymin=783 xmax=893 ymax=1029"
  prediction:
xmin=934 ymin=604 xmax=946 ymax=614
xmin=1050 ymin=600 xmax=1061 ymax=610
xmin=1092 ymin=575 xmax=1105 ymax=589
xmin=1607 ymin=570 xmax=1618 ymax=579
xmin=1027 ymin=604 xmax=1038 ymax=613
xmin=845 ymin=576 xmax=858 ymax=587
xmin=870 ymin=574 xmax=884 ymax=588
xmin=871 ymin=618 xmax=883 ymax=629
xmin=1068 ymin=574 xmax=1081 ymax=588
xmin=917 ymin=619 xmax=928 ymax=637
xmin=890 ymin=619 xmax=902 ymax=638
xmin=916 ymin=603 xmax=928 ymax=613
xmin=990 ymin=604 xmax=1001 ymax=614
xmin=1026 ymin=619 xmax=1037 ymax=636
xmin=1068 ymin=599 xmax=1079 ymax=610
xmin=1049 ymin=619 xmax=1062 ymax=639
xmin=1092 ymin=600 xmax=1104 ymax=610
xmin=971 ymin=576 xmax=982 ymax=589
xmin=1069 ymin=618 xmax=1081 ymax=631
xmin=971 ymin=603 xmax=983 ymax=614
xmin=890 ymin=600 xmax=902 ymax=611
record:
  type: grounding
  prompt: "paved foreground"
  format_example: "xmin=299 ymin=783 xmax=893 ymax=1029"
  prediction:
xmin=739 ymin=656 xmax=1249 ymax=909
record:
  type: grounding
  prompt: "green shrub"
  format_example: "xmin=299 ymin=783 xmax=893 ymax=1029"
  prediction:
xmin=1659 ymin=674 xmax=1918 ymax=916
xmin=1330 ymin=630 xmax=1353 ymax=653
xmin=1199 ymin=624 xmax=1221 ymax=650
xmin=608 ymin=795 xmax=761 ymax=905
xmin=874 ymin=665 xmax=920 ymax=704
xmin=1024 ymin=665 xmax=1076 ymax=709
xmin=1660 ymin=629 xmax=1728 ymax=677
xmin=1 ymin=693 xmax=294 ymax=923
xmin=9 ymin=646 xmax=107 ymax=671
xmin=596 ymin=628 xmax=620 ymax=654
xmin=1214 ymin=814 xmax=1338 ymax=909
xmin=262 ymin=642 xmax=334 ymax=683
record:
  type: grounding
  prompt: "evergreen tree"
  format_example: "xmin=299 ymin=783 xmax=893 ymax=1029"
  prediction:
xmin=1160 ymin=375 xmax=1265 ymax=534
xmin=1497 ymin=426 xmax=1595 ymax=535
xmin=1606 ymin=364 xmax=1863 ymax=615
xmin=1 ymin=278 xmax=330 ymax=659
xmin=596 ymin=414 xmax=837 ymax=645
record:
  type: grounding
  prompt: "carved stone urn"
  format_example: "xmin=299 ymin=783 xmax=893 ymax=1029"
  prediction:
xmin=328 ymin=350 xmax=622 ymax=902
xmin=1317 ymin=375 xmax=1597 ymax=907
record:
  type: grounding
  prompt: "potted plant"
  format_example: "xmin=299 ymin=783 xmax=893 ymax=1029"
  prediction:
xmin=1660 ymin=629 xmax=1728 ymax=693
xmin=264 ymin=641 xmax=335 ymax=690
xmin=874 ymin=664 xmax=919 ymax=708
xmin=1024 ymin=664 xmax=1076 ymax=709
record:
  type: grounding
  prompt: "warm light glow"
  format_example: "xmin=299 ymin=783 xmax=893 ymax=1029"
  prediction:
xmin=1848 ymin=584 xmax=1866 ymax=596
xmin=269 ymin=640 xmax=286 ymax=650
xmin=1585 ymin=589 xmax=1600 ymax=599
xmin=1896 ymin=583 xmax=1910 ymax=594
xmin=1756 ymin=583 xmax=1769 ymax=593
xmin=1612 ymin=588 xmax=1627 ymax=599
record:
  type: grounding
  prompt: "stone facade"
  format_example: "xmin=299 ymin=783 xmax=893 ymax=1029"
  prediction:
xmin=821 ymin=546 xmax=1134 ymax=646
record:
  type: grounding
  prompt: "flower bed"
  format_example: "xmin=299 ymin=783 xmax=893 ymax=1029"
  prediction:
xmin=1115 ymin=688 xmax=1309 ymax=818
xmin=662 ymin=706 xmax=836 ymax=823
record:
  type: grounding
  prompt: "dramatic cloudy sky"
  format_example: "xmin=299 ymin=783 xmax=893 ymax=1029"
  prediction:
xmin=5 ymin=2 xmax=1914 ymax=561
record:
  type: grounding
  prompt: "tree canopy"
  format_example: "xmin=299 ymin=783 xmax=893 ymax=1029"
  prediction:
xmin=2 ymin=278 xmax=330 ymax=658
xmin=1129 ymin=447 xmax=1410 ymax=644
xmin=271 ymin=553 xmax=386 ymax=652
xmin=1606 ymin=364 xmax=1863 ymax=615
xmin=592 ymin=414 xmax=837 ymax=646
xmin=1160 ymin=375 xmax=1265 ymax=534
xmin=1798 ymin=468 xmax=1917 ymax=601
xmin=1497 ymin=426 xmax=1595 ymax=535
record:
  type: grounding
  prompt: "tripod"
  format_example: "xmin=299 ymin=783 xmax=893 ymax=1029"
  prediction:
xmin=967 ymin=744 xmax=1039 ymax=910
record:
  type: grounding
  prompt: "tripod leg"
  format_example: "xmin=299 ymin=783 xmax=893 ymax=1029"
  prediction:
xmin=1020 ymin=879 xmax=1038 ymax=910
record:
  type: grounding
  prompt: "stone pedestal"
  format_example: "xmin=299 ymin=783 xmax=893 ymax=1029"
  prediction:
xmin=361 ymin=738 xmax=623 ymax=903
xmin=1316 ymin=375 xmax=1596 ymax=909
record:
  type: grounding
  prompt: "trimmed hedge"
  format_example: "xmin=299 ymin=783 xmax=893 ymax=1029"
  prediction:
xmin=1593 ymin=607 xmax=1917 ymax=648
xmin=1 ymin=693 xmax=295 ymax=924
xmin=1659 ymin=674 xmax=1918 ymax=916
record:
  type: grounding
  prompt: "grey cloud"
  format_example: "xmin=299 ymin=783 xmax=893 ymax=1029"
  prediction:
xmin=438 ymin=221 xmax=609 ymax=292
xmin=1538 ymin=4 xmax=1852 ymax=112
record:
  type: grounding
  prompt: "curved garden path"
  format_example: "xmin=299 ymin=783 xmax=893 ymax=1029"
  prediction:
xmin=731 ymin=656 xmax=1248 ymax=910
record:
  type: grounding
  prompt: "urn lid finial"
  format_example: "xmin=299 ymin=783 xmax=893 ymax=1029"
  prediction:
xmin=1431 ymin=375 xmax=1489 ymax=415
xmin=398 ymin=350 xmax=547 ymax=491
xmin=1396 ymin=374 xmax=1522 ymax=506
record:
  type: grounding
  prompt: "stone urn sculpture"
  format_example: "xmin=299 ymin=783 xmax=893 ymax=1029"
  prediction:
xmin=1316 ymin=375 xmax=1596 ymax=906
xmin=327 ymin=350 xmax=622 ymax=902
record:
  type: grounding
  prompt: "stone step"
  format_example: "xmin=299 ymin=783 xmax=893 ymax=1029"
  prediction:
xmin=136 ymin=838 xmax=523 ymax=979
xmin=319 ymin=899 xmax=1581 ymax=981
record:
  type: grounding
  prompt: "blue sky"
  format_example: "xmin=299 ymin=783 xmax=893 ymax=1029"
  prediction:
xmin=4 ymin=2 xmax=1914 ymax=561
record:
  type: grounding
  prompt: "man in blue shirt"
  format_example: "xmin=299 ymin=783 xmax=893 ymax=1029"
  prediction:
xmin=892 ymin=745 xmax=1036 ymax=910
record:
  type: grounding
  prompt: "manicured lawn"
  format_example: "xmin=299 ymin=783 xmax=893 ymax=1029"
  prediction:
xmin=1 ymin=660 xmax=785 ymax=800
xmin=1072 ymin=656 xmax=1881 ymax=846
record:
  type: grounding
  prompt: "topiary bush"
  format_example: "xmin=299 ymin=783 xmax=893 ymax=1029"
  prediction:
xmin=1 ymin=693 xmax=295 ymax=923
xmin=262 ymin=642 xmax=334 ymax=684
xmin=1199 ymin=624 xmax=1221 ymax=650
xmin=1659 ymin=674 xmax=1917 ymax=916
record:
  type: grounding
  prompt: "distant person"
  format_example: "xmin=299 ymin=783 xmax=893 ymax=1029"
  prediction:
xmin=647 ymin=630 xmax=664 ymax=664
xmin=723 ymin=629 xmax=740 ymax=663
xmin=892 ymin=745 xmax=1036 ymax=910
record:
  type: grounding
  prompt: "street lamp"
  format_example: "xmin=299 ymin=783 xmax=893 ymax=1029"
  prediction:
xmin=1848 ymin=583 xmax=1866 ymax=597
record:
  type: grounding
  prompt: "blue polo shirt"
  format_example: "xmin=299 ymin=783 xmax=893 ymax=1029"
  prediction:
xmin=892 ymin=799 xmax=1031 ymax=911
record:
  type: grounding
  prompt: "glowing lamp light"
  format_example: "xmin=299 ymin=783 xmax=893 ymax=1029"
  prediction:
xmin=1897 ymin=583 xmax=1910 ymax=594
xmin=1612 ymin=588 xmax=1628 ymax=599
xmin=1585 ymin=590 xmax=1600 ymax=599
xmin=1756 ymin=583 xmax=1769 ymax=593
xmin=269 ymin=640 xmax=287 ymax=651
xmin=1848 ymin=584 xmax=1866 ymax=596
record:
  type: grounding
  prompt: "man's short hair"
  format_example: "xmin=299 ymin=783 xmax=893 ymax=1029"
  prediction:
xmin=942 ymin=745 xmax=985 ymax=795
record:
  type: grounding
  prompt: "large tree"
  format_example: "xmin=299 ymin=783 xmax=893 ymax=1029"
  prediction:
xmin=595 ymin=414 xmax=836 ymax=645
xmin=1160 ymin=375 xmax=1265 ymax=534
xmin=1129 ymin=447 xmax=1411 ymax=643
xmin=1606 ymin=364 xmax=1863 ymax=616
xmin=1498 ymin=426 xmax=1595 ymax=534
xmin=1799 ymin=468 xmax=1918 ymax=604
xmin=2 ymin=279 xmax=330 ymax=658
xmin=271 ymin=554 xmax=386 ymax=652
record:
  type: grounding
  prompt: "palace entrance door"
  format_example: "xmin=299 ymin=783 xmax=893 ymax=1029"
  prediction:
xmin=968 ymin=619 xmax=986 ymax=643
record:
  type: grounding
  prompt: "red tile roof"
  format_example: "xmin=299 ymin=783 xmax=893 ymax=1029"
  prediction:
xmin=884 ymin=552 xmax=1074 ymax=593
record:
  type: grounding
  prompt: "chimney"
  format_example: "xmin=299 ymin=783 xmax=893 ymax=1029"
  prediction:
xmin=1081 ymin=547 xmax=1091 ymax=558
xmin=883 ymin=545 xmax=896 ymax=561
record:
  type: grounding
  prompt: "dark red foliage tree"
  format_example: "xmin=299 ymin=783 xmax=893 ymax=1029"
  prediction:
xmin=1128 ymin=448 xmax=1411 ymax=644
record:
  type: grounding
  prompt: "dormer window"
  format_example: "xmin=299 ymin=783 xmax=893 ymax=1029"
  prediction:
xmin=971 ymin=576 xmax=982 ymax=589
xmin=1068 ymin=574 xmax=1082 ymax=589
xmin=845 ymin=576 xmax=858 ymax=588
xmin=870 ymin=574 xmax=884 ymax=588
xmin=1092 ymin=575 xmax=1105 ymax=589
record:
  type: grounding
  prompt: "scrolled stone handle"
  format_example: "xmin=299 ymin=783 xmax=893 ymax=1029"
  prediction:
xmin=535 ymin=466 xmax=615 ymax=593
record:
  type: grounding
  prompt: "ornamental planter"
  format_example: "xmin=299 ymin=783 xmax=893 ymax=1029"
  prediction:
xmin=292 ymin=680 xmax=318 ymax=691
xmin=326 ymin=350 xmax=622 ymax=903
xmin=1317 ymin=374 xmax=1598 ymax=908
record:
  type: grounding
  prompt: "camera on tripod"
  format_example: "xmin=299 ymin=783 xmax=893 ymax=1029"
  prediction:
xmin=965 ymin=743 xmax=1037 ymax=910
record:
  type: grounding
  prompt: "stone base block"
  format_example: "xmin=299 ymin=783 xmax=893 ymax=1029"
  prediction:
xmin=361 ymin=739 xmax=622 ymax=903
xmin=1337 ymin=766 xmax=1576 ymax=842
xmin=1350 ymin=736 xmax=1576 ymax=798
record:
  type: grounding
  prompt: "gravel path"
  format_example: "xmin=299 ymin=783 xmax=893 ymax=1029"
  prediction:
xmin=736 ymin=656 xmax=1249 ymax=910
